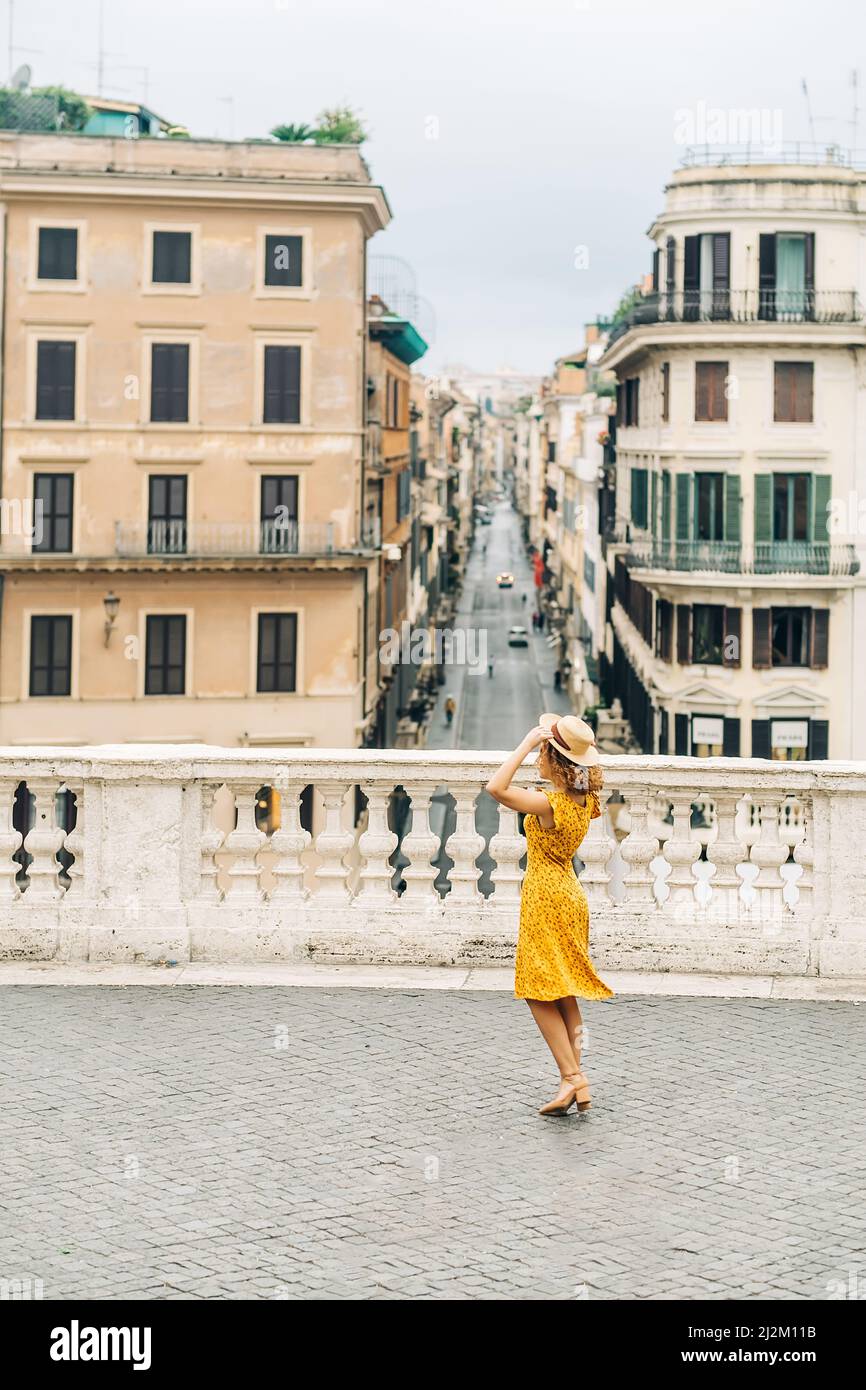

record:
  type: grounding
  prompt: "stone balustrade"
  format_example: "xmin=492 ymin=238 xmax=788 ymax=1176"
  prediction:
xmin=1 ymin=744 xmax=864 ymax=977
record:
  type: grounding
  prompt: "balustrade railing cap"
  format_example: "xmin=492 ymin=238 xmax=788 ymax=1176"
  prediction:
xmin=3 ymin=745 xmax=866 ymax=790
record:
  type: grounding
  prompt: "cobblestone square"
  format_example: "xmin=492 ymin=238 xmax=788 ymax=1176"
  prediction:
xmin=2 ymin=984 xmax=864 ymax=1300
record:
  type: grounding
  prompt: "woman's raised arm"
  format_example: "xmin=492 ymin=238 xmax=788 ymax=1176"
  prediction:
xmin=484 ymin=726 xmax=552 ymax=816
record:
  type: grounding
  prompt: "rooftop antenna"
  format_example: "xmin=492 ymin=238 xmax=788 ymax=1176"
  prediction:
xmin=7 ymin=1 xmax=41 ymax=81
xmin=801 ymin=77 xmax=816 ymax=143
xmin=851 ymin=69 xmax=860 ymax=151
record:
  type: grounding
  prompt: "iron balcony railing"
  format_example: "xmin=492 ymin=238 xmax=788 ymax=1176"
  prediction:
xmin=680 ymin=143 xmax=866 ymax=170
xmin=115 ymin=517 xmax=381 ymax=558
xmin=608 ymin=289 xmax=862 ymax=345
xmin=627 ymin=539 xmax=861 ymax=577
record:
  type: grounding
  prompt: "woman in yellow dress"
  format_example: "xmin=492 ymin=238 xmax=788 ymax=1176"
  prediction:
xmin=485 ymin=714 xmax=614 ymax=1116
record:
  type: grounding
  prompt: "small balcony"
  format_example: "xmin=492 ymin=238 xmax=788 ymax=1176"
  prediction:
xmin=627 ymin=539 xmax=861 ymax=578
xmin=608 ymin=289 xmax=862 ymax=345
xmin=114 ymin=518 xmax=381 ymax=559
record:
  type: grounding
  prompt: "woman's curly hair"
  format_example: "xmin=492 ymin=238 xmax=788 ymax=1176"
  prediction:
xmin=541 ymin=740 xmax=604 ymax=794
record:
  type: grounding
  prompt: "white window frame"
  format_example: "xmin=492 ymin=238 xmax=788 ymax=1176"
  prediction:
xmin=28 ymin=218 xmax=87 ymax=293
xmin=142 ymin=222 xmax=201 ymax=296
xmin=255 ymin=225 xmax=313 ymax=299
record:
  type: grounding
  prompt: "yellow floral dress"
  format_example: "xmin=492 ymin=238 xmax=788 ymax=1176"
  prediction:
xmin=514 ymin=787 xmax=615 ymax=1002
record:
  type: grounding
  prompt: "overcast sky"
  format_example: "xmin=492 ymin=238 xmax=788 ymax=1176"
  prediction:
xmin=12 ymin=0 xmax=865 ymax=373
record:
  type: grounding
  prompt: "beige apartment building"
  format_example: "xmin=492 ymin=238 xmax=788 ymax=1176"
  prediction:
xmin=0 ymin=131 xmax=390 ymax=748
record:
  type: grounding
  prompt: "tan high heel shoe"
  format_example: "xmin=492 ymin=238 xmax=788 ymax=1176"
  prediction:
xmin=568 ymin=1071 xmax=592 ymax=1112
xmin=539 ymin=1080 xmax=578 ymax=1115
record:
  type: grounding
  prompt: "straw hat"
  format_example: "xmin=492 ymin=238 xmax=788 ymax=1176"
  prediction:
xmin=539 ymin=713 xmax=600 ymax=767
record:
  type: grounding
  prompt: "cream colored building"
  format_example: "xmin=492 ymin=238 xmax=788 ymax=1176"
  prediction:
xmin=0 ymin=131 xmax=390 ymax=748
xmin=601 ymin=154 xmax=866 ymax=760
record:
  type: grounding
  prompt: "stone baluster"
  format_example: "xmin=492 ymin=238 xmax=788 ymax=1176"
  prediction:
xmin=706 ymin=790 xmax=744 ymax=919
xmin=443 ymin=785 xmax=484 ymax=903
xmin=579 ymin=789 xmax=613 ymax=909
xmin=792 ymin=797 xmax=813 ymax=913
xmin=269 ymin=780 xmax=310 ymax=902
xmin=619 ymin=791 xmax=658 ymax=906
xmin=489 ymin=804 xmax=525 ymax=905
xmin=222 ymin=782 xmax=266 ymax=901
xmin=313 ymin=781 xmax=354 ymax=905
xmin=400 ymin=783 xmax=440 ymax=903
xmin=750 ymin=795 xmax=787 ymax=922
xmin=661 ymin=794 xmax=701 ymax=910
xmin=22 ymin=780 xmax=64 ymax=903
xmin=355 ymin=786 xmax=399 ymax=905
xmin=0 ymin=778 xmax=23 ymax=903
xmin=61 ymin=785 xmax=84 ymax=897
xmin=197 ymin=782 xmax=225 ymax=903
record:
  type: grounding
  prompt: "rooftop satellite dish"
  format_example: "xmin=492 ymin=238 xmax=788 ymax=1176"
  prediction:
xmin=10 ymin=64 xmax=31 ymax=91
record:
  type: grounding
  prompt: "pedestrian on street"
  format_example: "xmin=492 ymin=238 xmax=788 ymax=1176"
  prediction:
xmin=538 ymin=611 xmax=545 ymax=632
xmin=522 ymin=592 xmax=527 ymax=605
xmin=488 ymin=656 xmax=495 ymax=678
xmin=554 ymin=669 xmax=562 ymax=690
xmin=445 ymin=695 xmax=456 ymax=726
xmin=485 ymin=716 xmax=613 ymax=1117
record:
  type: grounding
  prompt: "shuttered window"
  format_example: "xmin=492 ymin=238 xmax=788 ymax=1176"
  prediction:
xmin=29 ymin=615 xmax=72 ymax=696
xmin=692 ymin=604 xmax=725 ymax=664
xmin=264 ymin=234 xmax=303 ymax=288
xmin=150 ymin=344 xmax=189 ymax=423
xmin=260 ymin=475 xmax=299 ymax=553
xmin=625 ymin=378 xmax=640 ymax=426
xmin=152 ymin=231 xmax=192 ymax=284
xmin=661 ymin=470 xmax=672 ymax=541
xmin=145 ymin=615 xmax=187 ymax=695
xmin=36 ymin=341 xmax=76 ymax=420
xmin=676 ymin=605 xmax=691 ymax=664
xmin=695 ymin=362 xmax=728 ymax=421
xmin=752 ymin=609 xmax=772 ymax=668
xmin=674 ymin=712 xmax=689 ymax=755
xmin=147 ymin=475 xmax=188 ymax=554
xmin=661 ymin=362 xmax=670 ymax=422
xmin=38 ymin=227 xmax=78 ymax=280
xmin=753 ymin=606 xmax=829 ymax=668
xmin=263 ymin=345 xmax=301 ymax=424
xmin=656 ymin=599 xmax=673 ymax=662
xmin=774 ymin=362 xmax=813 ymax=422
xmin=33 ymin=473 xmax=73 ymax=553
xmin=723 ymin=607 xmax=741 ymax=667
xmin=257 ymin=613 xmax=298 ymax=693
xmin=722 ymin=718 xmax=741 ymax=757
xmin=631 ymin=468 xmax=649 ymax=528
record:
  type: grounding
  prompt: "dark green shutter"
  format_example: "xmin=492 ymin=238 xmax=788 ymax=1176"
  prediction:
xmin=809 ymin=719 xmax=828 ymax=759
xmin=752 ymin=609 xmax=772 ymax=668
xmin=751 ymin=720 xmax=771 ymax=758
xmin=651 ymin=471 xmax=658 ymax=537
xmin=722 ymin=607 xmax=741 ymax=667
xmin=754 ymin=475 xmax=772 ymax=542
xmin=810 ymin=609 xmax=829 ymax=668
xmin=724 ymin=473 xmax=740 ymax=542
xmin=812 ymin=474 xmax=831 ymax=541
xmin=676 ymin=473 xmax=691 ymax=541
xmin=722 ymin=718 xmax=740 ymax=757
xmin=675 ymin=713 xmax=689 ymax=755
xmin=661 ymin=470 xmax=671 ymax=541
xmin=631 ymin=468 xmax=648 ymax=529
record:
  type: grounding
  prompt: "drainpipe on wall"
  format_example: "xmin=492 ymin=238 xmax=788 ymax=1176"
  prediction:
xmin=0 ymin=204 xmax=7 ymax=712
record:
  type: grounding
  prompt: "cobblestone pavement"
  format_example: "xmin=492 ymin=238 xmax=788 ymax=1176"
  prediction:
xmin=2 ymin=985 xmax=865 ymax=1300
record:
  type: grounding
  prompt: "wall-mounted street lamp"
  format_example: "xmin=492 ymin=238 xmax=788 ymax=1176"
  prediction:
xmin=103 ymin=591 xmax=120 ymax=646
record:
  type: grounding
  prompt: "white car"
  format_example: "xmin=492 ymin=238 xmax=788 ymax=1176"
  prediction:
xmin=508 ymin=625 xmax=529 ymax=647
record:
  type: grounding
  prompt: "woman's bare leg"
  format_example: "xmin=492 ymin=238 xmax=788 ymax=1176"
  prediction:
xmin=526 ymin=999 xmax=581 ymax=1101
xmin=556 ymin=998 xmax=585 ymax=1071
